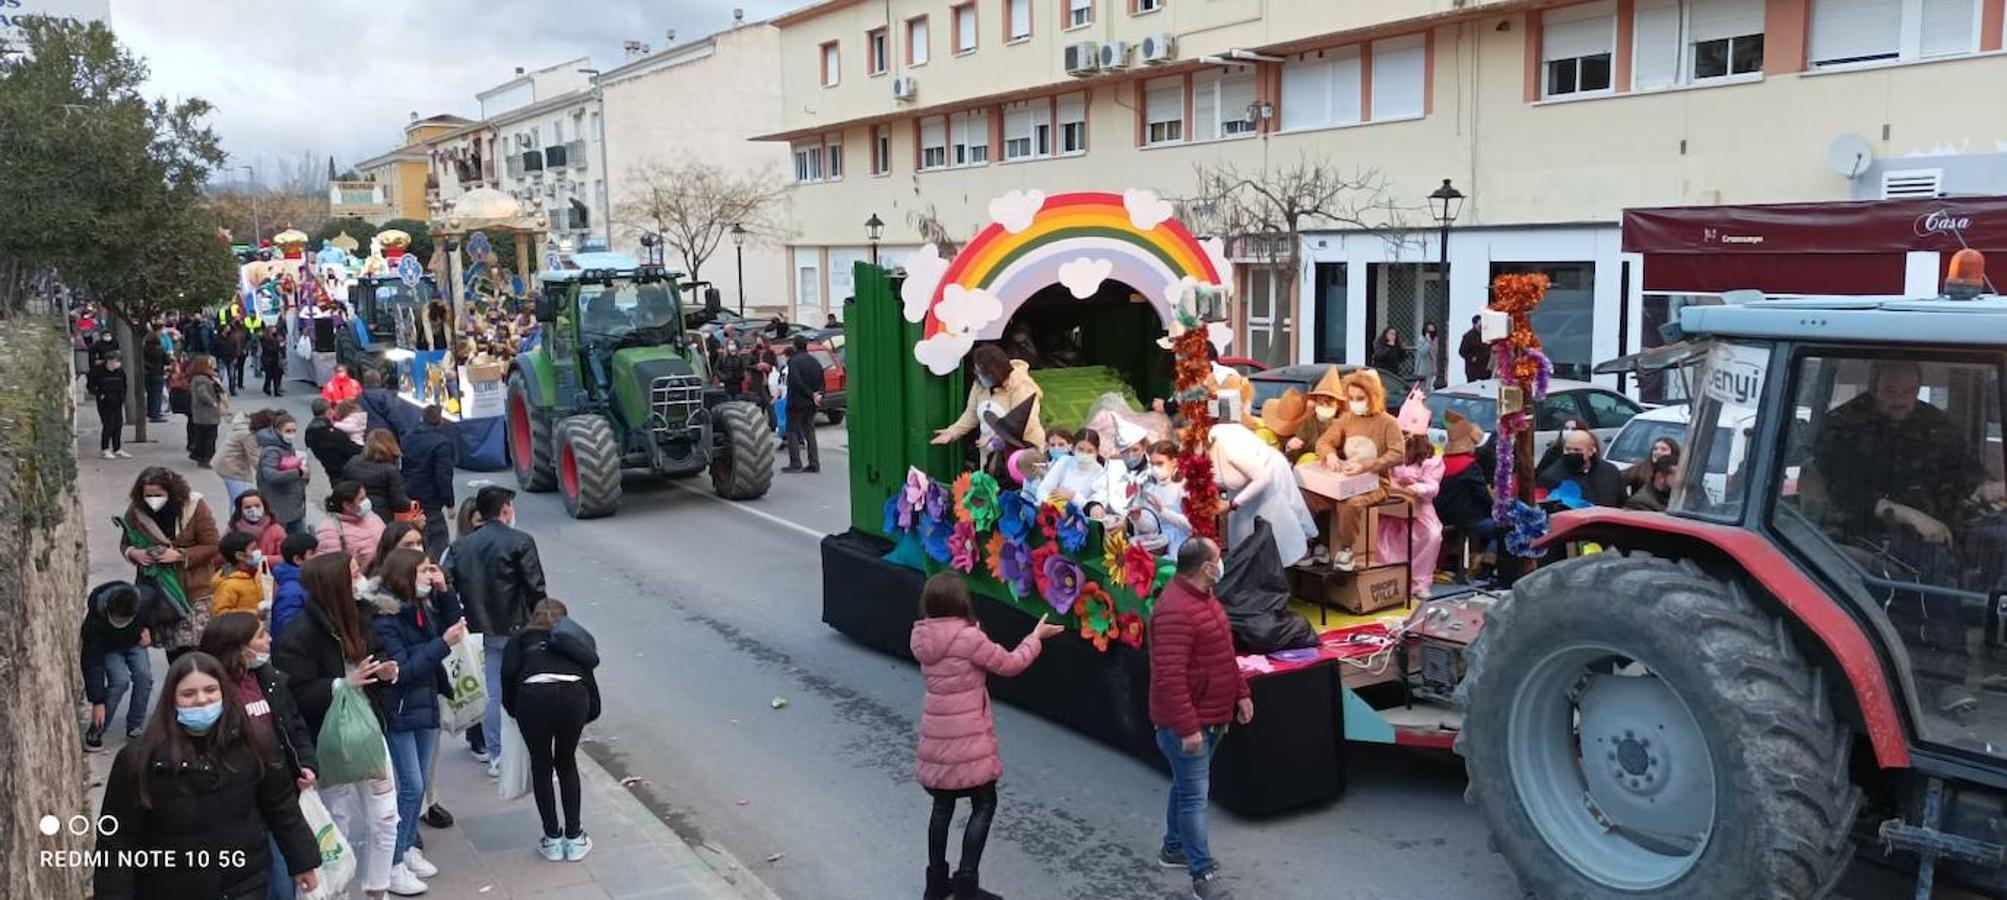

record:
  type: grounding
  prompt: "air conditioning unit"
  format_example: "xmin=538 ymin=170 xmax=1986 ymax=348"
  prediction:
xmin=1139 ymin=33 xmax=1176 ymax=64
xmin=891 ymin=75 xmax=918 ymax=101
xmin=1098 ymin=40 xmax=1130 ymax=70
xmin=1882 ymin=168 xmax=1943 ymax=200
xmin=1064 ymin=41 xmax=1101 ymax=76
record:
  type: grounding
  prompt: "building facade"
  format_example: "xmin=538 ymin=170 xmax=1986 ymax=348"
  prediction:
xmin=424 ymin=59 xmax=610 ymax=252
xmin=599 ymin=22 xmax=792 ymax=315
xmin=340 ymin=114 xmax=473 ymax=223
xmin=761 ymin=0 xmax=2007 ymax=389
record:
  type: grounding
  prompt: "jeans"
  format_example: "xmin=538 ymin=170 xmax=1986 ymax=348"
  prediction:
xmin=323 ymin=762 xmax=398 ymax=893
xmin=926 ymin=782 xmax=998 ymax=874
xmin=223 ymin=478 xmax=254 ymax=508
xmin=145 ymin=374 xmax=165 ymax=420
xmin=266 ymin=833 xmax=294 ymax=900
xmin=102 ymin=645 xmax=153 ymax=733
xmin=385 ymin=728 xmax=439 ymax=865
xmin=1156 ymin=724 xmax=1225 ymax=880
xmin=481 ymin=634 xmax=510 ymax=758
xmin=227 ymin=357 xmax=246 ymax=394
xmin=517 ymin=681 xmax=590 ymax=839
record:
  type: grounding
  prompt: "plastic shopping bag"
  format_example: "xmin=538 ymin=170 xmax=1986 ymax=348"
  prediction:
xmin=295 ymin=787 xmax=355 ymax=900
xmin=439 ymin=634 xmax=487 ymax=735
xmin=497 ymin=712 xmax=531 ymax=801
xmin=316 ymin=681 xmax=389 ymax=784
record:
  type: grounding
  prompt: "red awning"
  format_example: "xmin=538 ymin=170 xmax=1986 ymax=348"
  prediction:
xmin=1639 ymin=252 xmax=1908 ymax=295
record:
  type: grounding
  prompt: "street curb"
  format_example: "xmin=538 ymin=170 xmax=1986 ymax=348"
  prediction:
xmin=575 ymin=750 xmax=784 ymax=900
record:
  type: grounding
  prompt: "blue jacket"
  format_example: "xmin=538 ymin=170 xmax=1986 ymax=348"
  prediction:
xmin=399 ymin=424 xmax=457 ymax=509
xmin=269 ymin=562 xmax=308 ymax=638
xmin=366 ymin=585 xmax=455 ymax=733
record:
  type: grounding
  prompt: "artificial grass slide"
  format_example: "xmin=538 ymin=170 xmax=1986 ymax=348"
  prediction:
xmin=1030 ymin=366 xmax=1142 ymax=431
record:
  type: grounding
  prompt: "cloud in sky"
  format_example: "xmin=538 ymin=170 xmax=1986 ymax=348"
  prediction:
xmin=112 ymin=0 xmax=803 ymax=180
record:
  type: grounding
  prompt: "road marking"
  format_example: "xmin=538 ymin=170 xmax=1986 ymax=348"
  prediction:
xmin=670 ymin=482 xmax=828 ymax=541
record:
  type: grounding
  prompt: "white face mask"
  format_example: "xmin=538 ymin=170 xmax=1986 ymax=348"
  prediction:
xmin=356 ymin=499 xmax=374 ymax=517
xmin=1074 ymin=449 xmax=1096 ymax=462
xmin=1348 ymin=400 xmax=1369 ymax=417
xmin=1314 ymin=405 xmax=1337 ymax=422
xmin=1154 ymin=465 xmax=1177 ymax=482
xmin=144 ymin=495 xmax=168 ymax=512
xmin=352 ymin=576 xmax=371 ymax=597
xmin=241 ymin=506 xmax=264 ymax=523
xmin=416 ymin=581 xmax=434 ymax=597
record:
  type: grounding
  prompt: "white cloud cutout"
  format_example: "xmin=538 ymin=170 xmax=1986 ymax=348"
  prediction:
xmin=1123 ymin=189 xmax=1175 ymax=232
xmin=1200 ymin=236 xmax=1232 ymax=285
xmin=899 ymin=244 xmax=949 ymax=323
xmin=986 ymin=190 xmax=1046 ymax=234
xmin=914 ymin=330 xmax=977 ymax=375
xmin=1160 ymin=275 xmax=1200 ymax=315
xmin=1207 ymin=320 xmax=1233 ymax=353
xmin=1056 ymin=257 xmax=1113 ymax=300
xmin=935 ymin=284 xmax=1004 ymax=334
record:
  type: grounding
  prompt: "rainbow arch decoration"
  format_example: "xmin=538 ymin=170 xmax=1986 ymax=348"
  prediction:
xmin=902 ymin=189 xmax=1233 ymax=375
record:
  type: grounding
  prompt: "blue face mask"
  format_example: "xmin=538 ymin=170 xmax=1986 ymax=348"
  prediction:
xmin=177 ymin=701 xmax=223 ymax=733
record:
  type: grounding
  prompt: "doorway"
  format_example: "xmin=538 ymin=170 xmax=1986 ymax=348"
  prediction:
xmin=1242 ymin=265 xmax=1294 ymax=367
xmin=1365 ymin=263 xmax=1448 ymax=377
xmin=1313 ymin=262 xmax=1346 ymax=364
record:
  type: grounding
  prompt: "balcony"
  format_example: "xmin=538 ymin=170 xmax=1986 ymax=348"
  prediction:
xmin=522 ymin=150 xmax=545 ymax=173
xmin=565 ymin=140 xmax=587 ymax=169
xmin=543 ymin=144 xmax=568 ymax=168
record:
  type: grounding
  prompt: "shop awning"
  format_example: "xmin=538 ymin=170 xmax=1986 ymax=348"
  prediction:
xmin=1623 ymin=196 xmax=2007 ymax=296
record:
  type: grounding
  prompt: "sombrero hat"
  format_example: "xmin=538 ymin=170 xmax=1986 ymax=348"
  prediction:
xmin=1260 ymin=389 xmax=1310 ymax=438
xmin=1305 ymin=366 xmax=1346 ymax=403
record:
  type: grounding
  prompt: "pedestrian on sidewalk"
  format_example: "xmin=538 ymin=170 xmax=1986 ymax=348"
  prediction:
xmin=322 ymin=363 xmax=363 ymax=406
xmin=275 ymin=553 xmax=400 ymax=900
xmin=259 ymin=326 xmax=286 ymax=397
xmin=229 ymin=488 xmax=287 ymax=561
xmin=186 ymin=355 xmax=228 ymax=467
xmin=369 ymin=548 xmax=467 ymax=887
xmin=199 ymin=612 xmax=322 ymax=900
xmin=444 ymin=498 xmax=490 ymax=765
xmin=80 ymin=581 xmax=159 ymax=749
xmin=269 ymin=532 xmax=318 ymax=638
xmin=209 ymin=531 xmax=268 ymax=619
xmin=143 ymin=327 xmax=170 ymax=422
xmin=255 ymin=412 xmax=312 ymax=536
xmin=782 ymin=337 xmax=823 ymax=473
xmin=501 ymin=598 xmax=601 ymax=863
xmin=447 ymin=485 xmax=548 ymax=774
xmin=88 ymin=351 xmax=133 ymax=459
xmin=119 ymin=467 xmax=220 ymax=666
xmin=1148 ymin=538 xmax=1252 ymax=900
xmin=911 ymin=573 xmax=1061 ymax=900
xmin=216 ymin=409 xmax=275 ymax=506
xmin=221 ymin=321 xmax=250 ymax=396
xmin=367 ymin=523 xmax=427 ymax=577
xmin=400 ymin=406 xmax=456 ymax=561
xmin=1458 ymin=314 xmax=1492 ymax=383
xmin=94 ymin=652 xmax=322 ymax=900
xmin=344 ymin=429 xmax=413 ymax=524
xmin=316 ymin=480 xmax=389 ymax=572
xmin=309 ymin=399 xmax=365 ymax=476
xmin=371 ymin=525 xmax=462 ymax=828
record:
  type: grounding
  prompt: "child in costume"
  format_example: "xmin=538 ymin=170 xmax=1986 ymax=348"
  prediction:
xmin=1311 ymin=370 xmax=1405 ymax=571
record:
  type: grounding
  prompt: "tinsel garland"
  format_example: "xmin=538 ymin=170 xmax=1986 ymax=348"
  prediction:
xmin=1171 ymin=328 xmax=1222 ymax=541
xmin=1488 ymin=272 xmax=1556 ymax=556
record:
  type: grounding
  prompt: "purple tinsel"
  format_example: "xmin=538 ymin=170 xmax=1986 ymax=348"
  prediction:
xmin=1526 ymin=348 xmax=1553 ymax=401
xmin=1492 ymin=426 xmax=1518 ymax=524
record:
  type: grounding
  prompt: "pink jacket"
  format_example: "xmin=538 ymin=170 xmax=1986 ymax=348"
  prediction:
xmin=911 ymin=617 xmax=1042 ymax=791
xmin=315 ymin=511 xmax=386 ymax=571
xmin=1373 ymin=455 xmax=1445 ymax=597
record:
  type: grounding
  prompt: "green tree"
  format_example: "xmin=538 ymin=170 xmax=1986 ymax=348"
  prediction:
xmin=312 ymin=218 xmax=378 ymax=250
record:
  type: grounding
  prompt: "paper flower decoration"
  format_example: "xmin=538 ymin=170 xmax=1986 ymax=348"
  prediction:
xmin=924 ymin=480 xmax=950 ymax=523
xmin=988 ymin=533 xmax=1036 ymax=597
xmin=997 ymin=491 xmax=1036 ymax=544
xmin=1116 ymin=611 xmax=1145 ymax=649
xmin=1054 ymin=503 xmax=1091 ymax=554
xmin=963 ymin=472 xmax=1001 ymax=533
xmin=1037 ymin=501 xmax=1063 ymax=543
xmin=949 ymin=520 xmax=979 ymax=572
xmin=1102 ymin=529 xmax=1129 ymax=577
xmin=920 ymin=514 xmax=954 ymax=563
xmin=1075 ymin=582 xmax=1118 ymax=651
xmin=951 ymin=472 xmax=975 ymax=524
xmin=902 ymin=467 xmax=929 ymax=515
xmin=1121 ymin=544 xmax=1159 ymax=598
xmin=1028 ymin=542 xmax=1060 ymax=600
xmin=881 ymin=493 xmax=908 ymax=535
xmin=1038 ymin=554 xmax=1085 ymax=615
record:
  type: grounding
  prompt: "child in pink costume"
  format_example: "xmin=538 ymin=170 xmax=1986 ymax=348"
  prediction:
xmin=1374 ymin=433 xmax=1444 ymax=598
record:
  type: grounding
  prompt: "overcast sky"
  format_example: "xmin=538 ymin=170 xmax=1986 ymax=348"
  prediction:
xmin=112 ymin=0 xmax=804 ymax=185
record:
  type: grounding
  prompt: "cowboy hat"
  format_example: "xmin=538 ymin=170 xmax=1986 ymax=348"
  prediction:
xmin=1305 ymin=366 xmax=1346 ymax=403
xmin=1443 ymin=410 xmax=1484 ymax=456
xmin=1260 ymin=388 xmax=1310 ymax=438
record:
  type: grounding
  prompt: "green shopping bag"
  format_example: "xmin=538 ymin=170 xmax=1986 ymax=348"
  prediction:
xmin=315 ymin=682 xmax=388 ymax=784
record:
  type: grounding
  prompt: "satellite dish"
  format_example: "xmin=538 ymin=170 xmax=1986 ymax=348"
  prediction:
xmin=1826 ymin=133 xmax=1873 ymax=179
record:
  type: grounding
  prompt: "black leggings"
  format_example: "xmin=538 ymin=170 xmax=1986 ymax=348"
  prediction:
xmin=97 ymin=400 xmax=123 ymax=451
xmin=262 ymin=363 xmax=283 ymax=396
xmin=516 ymin=681 xmax=590 ymax=839
xmin=926 ymin=782 xmax=998 ymax=874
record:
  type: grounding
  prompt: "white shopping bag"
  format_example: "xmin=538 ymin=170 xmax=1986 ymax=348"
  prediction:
xmin=439 ymin=633 xmax=487 ymax=735
xmin=295 ymin=787 xmax=355 ymax=900
xmin=497 ymin=712 xmax=531 ymax=802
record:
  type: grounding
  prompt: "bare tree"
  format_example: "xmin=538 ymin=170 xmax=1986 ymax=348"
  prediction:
xmin=905 ymin=204 xmax=962 ymax=257
xmin=614 ymin=161 xmax=788 ymax=282
xmin=201 ymin=185 xmax=329 ymax=244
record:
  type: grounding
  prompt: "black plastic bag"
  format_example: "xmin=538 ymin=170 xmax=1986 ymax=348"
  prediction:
xmin=1217 ymin=517 xmax=1317 ymax=654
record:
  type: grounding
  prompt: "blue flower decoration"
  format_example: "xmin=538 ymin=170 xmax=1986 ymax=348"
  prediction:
xmin=920 ymin=514 xmax=954 ymax=563
xmin=1055 ymin=502 xmax=1091 ymax=554
xmin=882 ymin=493 xmax=908 ymax=535
xmin=924 ymin=481 xmax=950 ymax=523
xmin=997 ymin=491 xmax=1036 ymax=544
xmin=1503 ymin=500 xmax=1550 ymax=560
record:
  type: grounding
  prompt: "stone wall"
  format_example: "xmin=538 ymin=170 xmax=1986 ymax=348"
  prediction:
xmin=0 ymin=316 xmax=91 ymax=898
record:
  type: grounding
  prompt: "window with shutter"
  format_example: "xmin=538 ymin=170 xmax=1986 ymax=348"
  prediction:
xmin=792 ymin=142 xmax=823 ymax=183
xmin=1279 ymin=47 xmax=1361 ymax=131
xmin=919 ymin=117 xmax=947 ymax=170
xmin=1632 ymin=0 xmax=1683 ymax=90
xmin=954 ymin=4 xmax=977 ymax=54
xmin=1370 ymin=35 xmax=1426 ymax=119
xmin=909 ymin=17 xmax=930 ymax=65
xmin=1068 ymin=0 xmax=1093 ymax=28
xmin=868 ymin=29 xmax=889 ymax=75
xmin=872 ymin=125 xmax=892 ymax=175
xmin=1144 ymin=76 xmax=1184 ymax=145
xmin=950 ymin=110 xmax=989 ymax=165
xmin=1810 ymin=0 xmax=1903 ymax=65
xmin=1689 ymin=0 xmax=1765 ymax=79
xmin=1543 ymin=1 xmax=1617 ymax=97
xmin=1007 ymin=0 xmax=1031 ymax=41
xmin=1057 ymin=92 xmax=1087 ymax=154
xmin=821 ymin=42 xmax=840 ymax=86
xmin=826 ymin=136 xmax=843 ymax=180
xmin=1919 ymin=0 xmax=1979 ymax=58
xmin=1002 ymin=101 xmax=1052 ymax=160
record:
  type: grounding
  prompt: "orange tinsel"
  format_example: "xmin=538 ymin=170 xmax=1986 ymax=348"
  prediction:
xmin=1490 ymin=273 xmax=1550 ymax=382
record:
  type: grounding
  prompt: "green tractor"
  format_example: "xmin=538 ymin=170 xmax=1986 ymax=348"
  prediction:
xmin=505 ymin=263 xmax=775 ymax=518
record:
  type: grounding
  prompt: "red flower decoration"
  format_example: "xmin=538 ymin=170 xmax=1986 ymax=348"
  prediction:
xmin=1116 ymin=611 xmax=1145 ymax=649
xmin=1029 ymin=542 xmax=1061 ymax=600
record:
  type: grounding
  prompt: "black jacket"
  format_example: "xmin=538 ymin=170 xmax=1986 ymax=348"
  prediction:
xmin=784 ymin=351 xmax=824 ymax=410
xmin=245 ymin=662 xmax=320 ymax=779
xmin=1537 ymin=449 xmax=1628 ymax=508
xmin=1458 ymin=327 xmax=1492 ymax=380
xmin=359 ymin=387 xmax=420 ymax=438
xmin=343 ymin=454 xmax=411 ymax=518
xmin=258 ymin=333 xmax=285 ymax=367
xmin=716 ymin=353 xmax=747 ymax=394
xmin=142 ymin=339 xmax=168 ymax=378
xmin=81 ymin=582 xmax=160 ymax=704
xmin=305 ymin=417 xmax=360 ymax=476
xmin=272 ymin=599 xmax=388 ymax=739
xmin=94 ymin=738 xmax=318 ymax=900
xmin=445 ymin=521 xmax=547 ymax=638
xmin=400 ymin=425 xmax=457 ymax=509
xmin=1371 ymin=342 xmax=1408 ymax=375
xmin=1434 ymin=458 xmax=1495 ymax=530
xmin=501 ymin=618 xmax=602 ymax=721
xmin=367 ymin=586 xmax=457 ymax=733
xmin=88 ymin=363 xmax=129 ymax=407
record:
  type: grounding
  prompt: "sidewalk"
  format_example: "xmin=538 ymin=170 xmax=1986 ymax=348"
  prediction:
xmin=74 ymin=379 xmax=777 ymax=900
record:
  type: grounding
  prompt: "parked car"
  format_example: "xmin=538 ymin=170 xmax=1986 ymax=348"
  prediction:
xmin=1421 ymin=379 xmax=1644 ymax=461
xmin=1217 ymin=355 xmax=1270 ymax=378
xmin=709 ymin=324 xmax=848 ymax=424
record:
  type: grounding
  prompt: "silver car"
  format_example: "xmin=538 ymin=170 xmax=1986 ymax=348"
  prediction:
xmin=1422 ymin=379 xmax=1645 ymax=460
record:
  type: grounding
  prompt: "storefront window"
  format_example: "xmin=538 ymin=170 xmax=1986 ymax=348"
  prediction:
xmin=1492 ymin=262 xmax=1596 ymax=382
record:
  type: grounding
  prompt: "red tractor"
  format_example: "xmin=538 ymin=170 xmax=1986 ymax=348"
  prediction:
xmin=1458 ymin=252 xmax=2007 ymax=898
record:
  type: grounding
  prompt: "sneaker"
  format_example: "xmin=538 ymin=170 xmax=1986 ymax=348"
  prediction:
xmin=403 ymin=848 xmax=438 ymax=878
xmin=83 ymin=724 xmax=105 ymax=751
xmin=1191 ymin=870 xmax=1236 ymax=900
xmin=563 ymin=833 xmax=592 ymax=862
xmin=421 ymin=804 xmax=454 ymax=828
xmin=101 ymin=450 xmax=116 ymax=460
xmin=537 ymin=836 xmax=566 ymax=862
xmin=1157 ymin=846 xmax=1186 ymax=869
xmin=469 ymin=745 xmax=490 ymax=764
xmin=487 ymin=758 xmax=501 ymax=779
xmin=385 ymin=863 xmax=429 ymax=896
xmin=126 ymin=727 xmax=144 ymax=740
xmin=1332 ymin=549 xmax=1356 ymax=572
xmin=114 ymin=450 xmax=133 ymax=459
xmin=781 ymin=465 xmax=804 ymax=473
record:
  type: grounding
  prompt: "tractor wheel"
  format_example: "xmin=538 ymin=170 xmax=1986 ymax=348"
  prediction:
xmin=507 ymin=372 xmax=556 ymax=493
xmin=557 ymin=415 xmax=623 ymax=519
xmin=1456 ymin=551 xmax=1859 ymax=900
xmin=709 ymin=400 xmax=775 ymax=500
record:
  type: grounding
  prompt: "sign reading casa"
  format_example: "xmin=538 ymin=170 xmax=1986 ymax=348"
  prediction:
xmin=0 ymin=0 xmax=111 ymax=40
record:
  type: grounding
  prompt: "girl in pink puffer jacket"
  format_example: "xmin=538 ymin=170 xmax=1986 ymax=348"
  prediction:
xmin=911 ymin=573 xmax=1062 ymax=900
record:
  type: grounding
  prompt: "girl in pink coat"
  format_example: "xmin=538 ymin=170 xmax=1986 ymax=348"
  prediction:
xmin=911 ymin=573 xmax=1062 ymax=900
xmin=1373 ymin=432 xmax=1446 ymax=598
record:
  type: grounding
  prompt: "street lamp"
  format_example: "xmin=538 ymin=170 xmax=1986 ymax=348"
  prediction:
xmin=730 ymin=223 xmax=747 ymax=315
xmin=238 ymin=164 xmax=261 ymax=245
xmin=1428 ymin=178 xmax=1465 ymax=269
xmin=864 ymin=213 xmax=884 ymax=265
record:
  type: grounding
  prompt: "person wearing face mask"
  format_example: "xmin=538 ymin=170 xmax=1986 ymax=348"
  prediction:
xmin=1091 ymin=419 xmax=1155 ymax=520
xmin=716 ymin=339 xmax=747 ymax=399
xmin=343 ymin=428 xmax=413 ymax=524
xmin=1037 ymin=429 xmax=1108 ymax=507
xmin=217 ymin=410 xmax=278 ymax=506
xmin=930 ymin=344 xmax=1047 ymax=471
xmin=229 ymin=488 xmax=287 ymax=560
xmin=316 ymin=480 xmax=389 ymax=572
xmin=121 ymin=467 xmax=221 ymax=665
xmin=257 ymin=412 xmax=312 ymax=535
xmin=200 ymin=613 xmax=322 ymax=900
xmin=1537 ymin=425 xmax=1626 ymax=508
xmin=94 ymin=651 xmax=322 ymax=900
xmin=446 ymin=485 xmax=549 ymax=776
xmin=1147 ymin=539 xmax=1252 ymax=900
xmin=81 ymin=581 xmax=161 ymax=749
xmin=321 ymin=362 xmax=363 ymax=405
xmin=1312 ymin=370 xmax=1406 ymax=571
xmin=1285 ymin=367 xmax=1346 ymax=461
xmin=210 ymin=531 xmax=270 ymax=618
xmin=88 ymin=349 xmax=133 ymax=459
xmin=1044 ymin=428 xmax=1074 ymax=463
xmin=368 ymin=548 xmax=469 ymax=891
xmin=1131 ymin=441 xmax=1193 ymax=556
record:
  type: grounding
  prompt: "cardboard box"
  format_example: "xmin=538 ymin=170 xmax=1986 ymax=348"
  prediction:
xmin=1295 ymin=463 xmax=1380 ymax=501
xmin=464 ymin=361 xmax=507 ymax=384
xmin=1287 ymin=562 xmax=1410 ymax=615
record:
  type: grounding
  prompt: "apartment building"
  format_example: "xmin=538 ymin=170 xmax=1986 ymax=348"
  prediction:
xmin=599 ymin=21 xmax=792 ymax=315
xmin=425 ymin=59 xmax=609 ymax=251
xmin=340 ymin=114 xmax=473 ymax=224
xmin=760 ymin=0 xmax=2007 ymax=388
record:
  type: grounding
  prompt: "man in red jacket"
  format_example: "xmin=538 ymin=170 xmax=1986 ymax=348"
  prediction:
xmin=1148 ymin=537 xmax=1252 ymax=900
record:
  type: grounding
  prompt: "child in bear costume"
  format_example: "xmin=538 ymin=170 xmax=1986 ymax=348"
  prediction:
xmin=1311 ymin=369 xmax=1405 ymax=571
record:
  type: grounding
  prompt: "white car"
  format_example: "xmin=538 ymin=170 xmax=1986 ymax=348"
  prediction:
xmin=1422 ymin=379 xmax=1646 ymax=461
xmin=1607 ymin=404 xmax=1774 ymax=506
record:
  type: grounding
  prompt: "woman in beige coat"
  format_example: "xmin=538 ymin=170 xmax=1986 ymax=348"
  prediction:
xmin=930 ymin=344 xmax=1045 ymax=470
